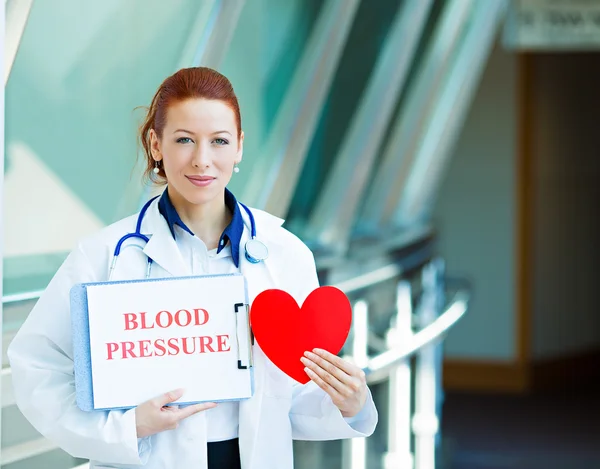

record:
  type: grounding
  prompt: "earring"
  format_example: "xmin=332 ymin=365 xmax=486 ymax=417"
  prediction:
xmin=153 ymin=161 xmax=160 ymax=174
xmin=233 ymin=163 xmax=240 ymax=174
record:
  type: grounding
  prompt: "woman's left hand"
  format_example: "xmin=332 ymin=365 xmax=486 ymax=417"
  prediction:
xmin=301 ymin=349 xmax=367 ymax=418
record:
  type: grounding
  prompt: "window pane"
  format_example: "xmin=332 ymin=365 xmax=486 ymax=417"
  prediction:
xmin=222 ymin=0 xmax=323 ymax=199
xmin=285 ymin=0 xmax=403 ymax=236
xmin=263 ymin=0 xmax=323 ymax=136
xmin=4 ymin=0 xmax=209 ymax=296
xmin=355 ymin=0 xmax=446 ymax=234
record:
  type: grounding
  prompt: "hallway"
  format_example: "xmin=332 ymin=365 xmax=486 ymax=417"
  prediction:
xmin=442 ymin=385 xmax=600 ymax=469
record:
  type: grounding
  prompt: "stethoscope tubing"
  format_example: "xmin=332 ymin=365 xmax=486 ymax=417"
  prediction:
xmin=109 ymin=195 xmax=265 ymax=279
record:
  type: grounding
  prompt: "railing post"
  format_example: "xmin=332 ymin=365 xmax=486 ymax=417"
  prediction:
xmin=434 ymin=258 xmax=446 ymax=448
xmin=413 ymin=261 xmax=442 ymax=469
xmin=342 ymin=299 xmax=369 ymax=469
xmin=383 ymin=280 xmax=413 ymax=469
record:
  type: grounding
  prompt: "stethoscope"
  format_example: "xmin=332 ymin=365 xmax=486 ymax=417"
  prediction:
xmin=109 ymin=195 xmax=269 ymax=280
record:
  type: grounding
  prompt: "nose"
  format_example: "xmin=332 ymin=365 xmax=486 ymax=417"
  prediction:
xmin=191 ymin=143 xmax=211 ymax=169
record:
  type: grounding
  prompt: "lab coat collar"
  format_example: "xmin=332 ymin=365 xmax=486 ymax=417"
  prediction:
xmin=139 ymin=198 xmax=286 ymax=280
xmin=158 ymin=187 xmax=245 ymax=268
xmin=141 ymin=199 xmax=191 ymax=277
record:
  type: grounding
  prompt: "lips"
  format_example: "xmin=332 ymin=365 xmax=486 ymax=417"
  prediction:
xmin=186 ymin=175 xmax=216 ymax=187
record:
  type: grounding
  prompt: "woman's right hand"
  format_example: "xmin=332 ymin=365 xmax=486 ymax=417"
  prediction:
xmin=135 ymin=389 xmax=217 ymax=438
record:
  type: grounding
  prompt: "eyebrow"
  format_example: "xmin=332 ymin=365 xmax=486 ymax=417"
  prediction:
xmin=173 ymin=129 xmax=232 ymax=136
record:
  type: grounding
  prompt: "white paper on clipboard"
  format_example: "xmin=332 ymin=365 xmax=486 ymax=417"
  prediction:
xmin=78 ymin=273 xmax=252 ymax=411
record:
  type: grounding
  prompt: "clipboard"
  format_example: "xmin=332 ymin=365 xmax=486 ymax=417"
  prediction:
xmin=70 ymin=273 xmax=253 ymax=412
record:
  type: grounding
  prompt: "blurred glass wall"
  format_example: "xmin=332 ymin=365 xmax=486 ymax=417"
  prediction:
xmin=2 ymin=0 xmax=508 ymax=468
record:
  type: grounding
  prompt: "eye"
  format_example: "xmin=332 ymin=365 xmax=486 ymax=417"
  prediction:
xmin=213 ymin=138 xmax=229 ymax=146
xmin=176 ymin=137 xmax=193 ymax=144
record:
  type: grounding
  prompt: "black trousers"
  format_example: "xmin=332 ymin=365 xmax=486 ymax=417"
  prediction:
xmin=207 ymin=438 xmax=241 ymax=469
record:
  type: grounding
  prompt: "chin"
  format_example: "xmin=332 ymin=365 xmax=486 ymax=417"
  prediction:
xmin=183 ymin=187 xmax=222 ymax=206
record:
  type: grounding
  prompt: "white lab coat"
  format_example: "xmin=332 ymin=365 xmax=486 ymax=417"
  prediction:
xmin=8 ymin=199 xmax=377 ymax=469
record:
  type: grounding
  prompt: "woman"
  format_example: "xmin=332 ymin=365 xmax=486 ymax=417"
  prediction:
xmin=8 ymin=67 xmax=377 ymax=469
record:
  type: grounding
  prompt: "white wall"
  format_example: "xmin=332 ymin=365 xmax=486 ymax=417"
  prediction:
xmin=433 ymin=46 xmax=600 ymax=363
xmin=433 ymin=42 xmax=518 ymax=361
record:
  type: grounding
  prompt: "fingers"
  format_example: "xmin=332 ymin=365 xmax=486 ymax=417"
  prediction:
xmin=153 ymin=388 xmax=185 ymax=407
xmin=302 ymin=350 xmax=366 ymax=397
xmin=301 ymin=352 xmax=347 ymax=392
xmin=312 ymin=349 xmax=361 ymax=376
xmin=312 ymin=349 xmax=367 ymax=385
xmin=302 ymin=358 xmax=357 ymax=400
xmin=176 ymin=402 xmax=218 ymax=420
xmin=304 ymin=367 xmax=344 ymax=402
xmin=304 ymin=350 xmax=363 ymax=385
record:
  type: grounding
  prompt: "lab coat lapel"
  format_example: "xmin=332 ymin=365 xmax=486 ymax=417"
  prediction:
xmin=239 ymin=205 xmax=283 ymax=298
xmin=238 ymin=208 xmax=283 ymax=469
xmin=141 ymin=201 xmax=190 ymax=278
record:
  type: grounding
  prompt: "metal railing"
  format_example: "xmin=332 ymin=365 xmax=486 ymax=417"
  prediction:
xmin=338 ymin=258 xmax=468 ymax=469
xmin=1 ymin=257 xmax=467 ymax=468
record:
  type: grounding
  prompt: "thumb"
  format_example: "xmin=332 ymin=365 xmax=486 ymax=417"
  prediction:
xmin=154 ymin=388 xmax=184 ymax=407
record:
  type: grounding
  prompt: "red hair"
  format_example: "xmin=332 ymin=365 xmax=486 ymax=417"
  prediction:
xmin=138 ymin=67 xmax=242 ymax=183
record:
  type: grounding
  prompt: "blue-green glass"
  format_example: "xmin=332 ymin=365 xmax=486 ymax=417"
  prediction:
xmin=354 ymin=0 xmax=446 ymax=235
xmin=4 ymin=0 xmax=209 ymax=297
xmin=285 ymin=0 xmax=403 ymax=236
xmin=262 ymin=0 xmax=323 ymax=137
xmin=222 ymin=0 xmax=323 ymax=198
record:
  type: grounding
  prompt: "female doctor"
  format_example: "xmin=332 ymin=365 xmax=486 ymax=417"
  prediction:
xmin=8 ymin=67 xmax=377 ymax=469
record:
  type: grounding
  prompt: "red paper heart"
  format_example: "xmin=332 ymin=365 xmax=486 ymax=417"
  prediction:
xmin=250 ymin=286 xmax=352 ymax=384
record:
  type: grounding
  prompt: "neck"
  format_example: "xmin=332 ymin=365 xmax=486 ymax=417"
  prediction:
xmin=167 ymin=187 xmax=231 ymax=250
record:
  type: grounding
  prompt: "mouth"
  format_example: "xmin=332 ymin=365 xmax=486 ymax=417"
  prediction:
xmin=186 ymin=175 xmax=216 ymax=187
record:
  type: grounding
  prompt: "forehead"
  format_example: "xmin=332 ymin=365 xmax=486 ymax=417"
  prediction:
xmin=164 ymin=98 xmax=236 ymax=132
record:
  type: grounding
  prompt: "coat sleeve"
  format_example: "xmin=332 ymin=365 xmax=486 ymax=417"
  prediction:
xmin=285 ymin=242 xmax=378 ymax=440
xmin=7 ymin=242 xmax=151 ymax=465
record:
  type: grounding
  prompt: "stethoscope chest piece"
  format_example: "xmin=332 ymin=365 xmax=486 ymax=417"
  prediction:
xmin=245 ymin=238 xmax=269 ymax=264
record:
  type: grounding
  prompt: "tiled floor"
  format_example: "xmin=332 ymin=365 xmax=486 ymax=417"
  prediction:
xmin=441 ymin=386 xmax=600 ymax=469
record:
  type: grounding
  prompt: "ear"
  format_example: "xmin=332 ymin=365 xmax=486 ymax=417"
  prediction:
xmin=236 ymin=131 xmax=244 ymax=164
xmin=149 ymin=129 xmax=162 ymax=161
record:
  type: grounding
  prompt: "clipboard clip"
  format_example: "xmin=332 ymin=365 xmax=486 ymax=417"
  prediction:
xmin=234 ymin=303 xmax=253 ymax=369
